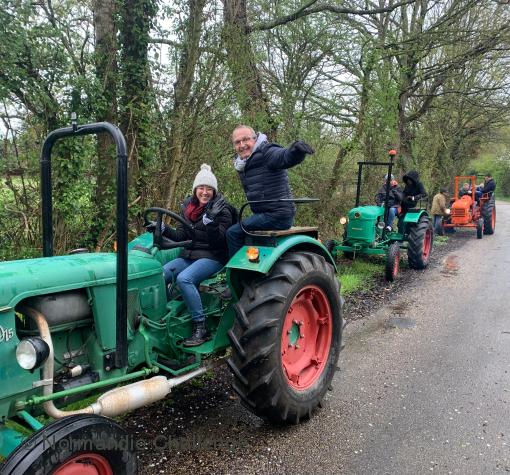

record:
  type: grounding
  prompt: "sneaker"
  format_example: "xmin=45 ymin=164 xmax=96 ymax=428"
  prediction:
xmin=183 ymin=321 xmax=210 ymax=347
xmin=385 ymin=226 xmax=393 ymax=232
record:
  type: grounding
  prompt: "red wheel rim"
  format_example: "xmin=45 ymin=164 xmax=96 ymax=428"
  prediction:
xmin=422 ymin=228 xmax=432 ymax=261
xmin=54 ymin=453 xmax=113 ymax=475
xmin=280 ymin=285 xmax=333 ymax=390
xmin=492 ymin=211 xmax=496 ymax=229
xmin=393 ymin=251 xmax=400 ymax=278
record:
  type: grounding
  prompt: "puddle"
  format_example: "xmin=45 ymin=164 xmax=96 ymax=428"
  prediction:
xmin=390 ymin=302 xmax=408 ymax=315
xmin=386 ymin=317 xmax=416 ymax=329
xmin=441 ymin=254 xmax=459 ymax=276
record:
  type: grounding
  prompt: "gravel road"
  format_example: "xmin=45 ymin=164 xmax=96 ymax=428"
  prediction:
xmin=124 ymin=201 xmax=510 ymax=474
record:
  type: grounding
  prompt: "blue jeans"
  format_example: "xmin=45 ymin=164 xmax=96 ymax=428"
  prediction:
xmin=387 ymin=206 xmax=398 ymax=227
xmin=162 ymin=257 xmax=223 ymax=322
xmin=227 ymin=213 xmax=294 ymax=257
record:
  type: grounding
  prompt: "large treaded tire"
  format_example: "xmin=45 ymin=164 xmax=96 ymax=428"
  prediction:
xmin=385 ymin=242 xmax=400 ymax=282
xmin=407 ymin=216 xmax=433 ymax=270
xmin=482 ymin=199 xmax=496 ymax=235
xmin=1 ymin=414 xmax=137 ymax=474
xmin=227 ymin=251 xmax=343 ymax=424
xmin=476 ymin=218 xmax=484 ymax=239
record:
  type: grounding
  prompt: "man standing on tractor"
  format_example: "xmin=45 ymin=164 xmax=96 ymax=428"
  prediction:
xmin=375 ymin=174 xmax=403 ymax=231
xmin=431 ymin=187 xmax=449 ymax=235
xmin=226 ymin=125 xmax=315 ymax=257
xmin=401 ymin=170 xmax=428 ymax=213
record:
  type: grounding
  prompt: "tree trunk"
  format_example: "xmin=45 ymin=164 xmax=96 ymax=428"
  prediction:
xmin=92 ymin=0 xmax=118 ymax=250
xmin=162 ymin=0 xmax=207 ymax=210
xmin=119 ymin=0 xmax=157 ymax=207
xmin=222 ymin=0 xmax=275 ymax=135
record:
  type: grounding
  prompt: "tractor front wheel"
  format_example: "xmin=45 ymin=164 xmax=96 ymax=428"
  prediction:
xmin=483 ymin=199 xmax=496 ymax=235
xmin=407 ymin=216 xmax=433 ymax=269
xmin=385 ymin=242 xmax=400 ymax=282
xmin=228 ymin=251 xmax=343 ymax=424
xmin=476 ymin=218 xmax=484 ymax=239
xmin=1 ymin=414 xmax=137 ymax=475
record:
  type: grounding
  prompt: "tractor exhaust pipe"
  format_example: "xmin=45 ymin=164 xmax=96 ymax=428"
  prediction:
xmin=90 ymin=366 xmax=208 ymax=417
xmin=20 ymin=306 xmax=95 ymax=418
xmin=20 ymin=306 xmax=215 ymax=419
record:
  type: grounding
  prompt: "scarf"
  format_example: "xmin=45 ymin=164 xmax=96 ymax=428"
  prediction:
xmin=185 ymin=200 xmax=205 ymax=223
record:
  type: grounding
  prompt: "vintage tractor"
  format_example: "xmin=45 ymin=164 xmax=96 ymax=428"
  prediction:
xmin=441 ymin=175 xmax=496 ymax=238
xmin=325 ymin=151 xmax=433 ymax=282
xmin=0 ymin=122 xmax=343 ymax=474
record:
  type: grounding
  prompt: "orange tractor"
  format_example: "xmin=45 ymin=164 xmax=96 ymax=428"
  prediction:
xmin=442 ymin=175 xmax=496 ymax=238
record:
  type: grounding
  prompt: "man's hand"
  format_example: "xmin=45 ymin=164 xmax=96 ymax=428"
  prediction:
xmin=205 ymin=197 xmax=226 ymax=221
xmin=290 ymin=140 xmax=315 ymax=155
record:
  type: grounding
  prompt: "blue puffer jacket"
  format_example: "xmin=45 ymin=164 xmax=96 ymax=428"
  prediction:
xmin=237 ymin=138 xmax=307 ymax=217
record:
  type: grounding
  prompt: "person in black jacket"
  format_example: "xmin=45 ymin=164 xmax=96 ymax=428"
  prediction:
xmin=226 ymin=125 xmax=314 ymax=256
xmin=375 ymin=174 xmax=403 ymax=231
xmin=477 ymin=174 xmax=496 ymax=196
xmin=401 ymin=170 xmax=427 ymax=214
xmin=150 ymin=164 xmax=234 ymax=346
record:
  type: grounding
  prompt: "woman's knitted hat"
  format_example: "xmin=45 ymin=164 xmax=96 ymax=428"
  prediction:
xmin=192 ymin=164 xmax=218 ymax=193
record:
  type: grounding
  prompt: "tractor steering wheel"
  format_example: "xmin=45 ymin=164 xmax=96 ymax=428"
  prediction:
xmin=142 ymin=207 xmax=194 ymax=250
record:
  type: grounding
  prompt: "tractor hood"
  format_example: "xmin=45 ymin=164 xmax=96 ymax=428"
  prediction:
xmin=348 ymin=205 xmax=384 ymax=220
xmin=0 ymin=251 xmax=162 ymax=308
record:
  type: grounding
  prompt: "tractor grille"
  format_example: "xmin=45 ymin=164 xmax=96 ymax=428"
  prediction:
xmin=451 ymin=208 xmax=467 ymax=217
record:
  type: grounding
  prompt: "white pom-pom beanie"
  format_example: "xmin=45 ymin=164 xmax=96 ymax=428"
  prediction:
xmin=192 ymin=164 xmax=218 ymax=193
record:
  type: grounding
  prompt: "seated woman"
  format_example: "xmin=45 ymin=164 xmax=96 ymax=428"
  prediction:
xmin=151 ymin=164 xmax=234 ymax=347
xmin=375 ymin=174 xmax=403 ymax=231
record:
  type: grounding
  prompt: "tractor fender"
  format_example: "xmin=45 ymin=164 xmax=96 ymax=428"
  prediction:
xmin=226 ymin=235 xmax=336 ymax=275
xmin=225 ymin=235 xmax=336 ymax=301
xmin=403 ymin=209 xmax=429 ymax=225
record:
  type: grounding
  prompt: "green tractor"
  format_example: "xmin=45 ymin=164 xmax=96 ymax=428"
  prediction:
xmin=325 ymin=151 xmax=433 ymax=282
xmin=0 ymin=122 xmax=343 ymax=474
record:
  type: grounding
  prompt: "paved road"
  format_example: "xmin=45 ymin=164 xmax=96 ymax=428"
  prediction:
xmin=136 ymin=200 xmax=510 ymax=475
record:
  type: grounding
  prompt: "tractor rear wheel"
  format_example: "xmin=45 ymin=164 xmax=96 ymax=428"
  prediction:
xmin=1 ymin=414 xmax=136 ymax=475
xmin=385 ymin=242 xmax=400 ymax=282
xmin=407 ymin=216 xmax=433 ymax=269
xmin=483 ymin=199 xmax=496 ymax=235
xmin=476 ymin=218 xmax=484 ymax=239
xmin=228 ymin=251 xmax=343 ymax=424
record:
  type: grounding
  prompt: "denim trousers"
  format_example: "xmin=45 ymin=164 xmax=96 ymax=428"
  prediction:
xmin=226 ymin=213 xmax=294 ymax=257
xmin=162 ymin=257 xmax=223 ymax=322
xmin=387 ymin=206 xmax=398 ymax=227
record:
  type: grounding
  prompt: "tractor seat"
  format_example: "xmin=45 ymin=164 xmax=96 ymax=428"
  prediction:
xmin=250 ymin=226 xmax=318 ymax=238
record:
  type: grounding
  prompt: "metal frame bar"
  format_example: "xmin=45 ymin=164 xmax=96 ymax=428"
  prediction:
xmin=40 ymin=121 xmax=129 ymax=369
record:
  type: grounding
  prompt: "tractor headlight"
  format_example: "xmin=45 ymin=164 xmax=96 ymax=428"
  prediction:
xmin=377 ymin=221 xmax=385 ymax=230
xmin=340 ymin=216 xmax=347 ymax=225
xmin=16 ymin=337 xmax=50 ymax=370
xmin=445 ymin=208 xmax=451 ymax=215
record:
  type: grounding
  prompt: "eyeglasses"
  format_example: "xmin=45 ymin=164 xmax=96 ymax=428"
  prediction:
xmin=233 ymin=136 xmax=256 ymax=147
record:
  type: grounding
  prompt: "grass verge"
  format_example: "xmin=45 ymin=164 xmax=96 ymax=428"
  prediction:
xmin=434 ymin=235 xmax=449 ymax=246
xmin=339 ymin=258 xmax=384 ymax=295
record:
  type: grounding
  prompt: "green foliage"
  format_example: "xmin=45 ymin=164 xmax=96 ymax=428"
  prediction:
xmin=1 ymin=0 xmax=510 ymax=262
xmin=339 ymin=259 xmax=384 ymax=295
xmin=468 ymin=141 xmax=510 ymax=197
